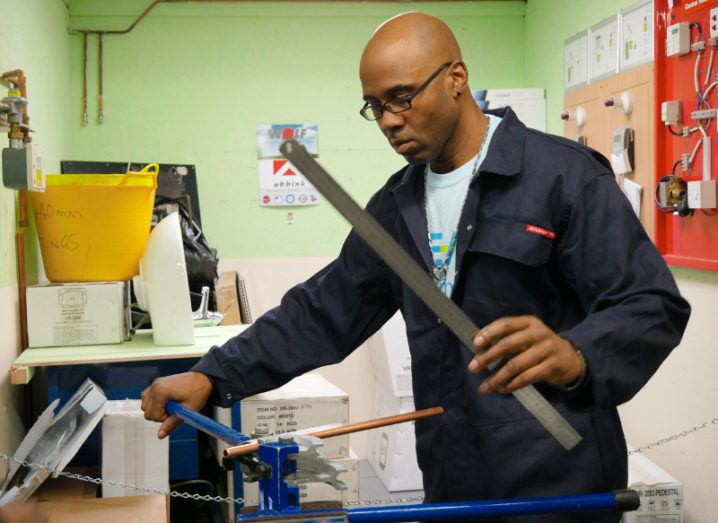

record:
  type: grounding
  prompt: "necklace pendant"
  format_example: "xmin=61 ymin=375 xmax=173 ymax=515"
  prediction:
xmin=432 ymin=265 xmax=447 ymax=282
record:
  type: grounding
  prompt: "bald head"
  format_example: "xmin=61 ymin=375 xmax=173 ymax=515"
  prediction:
xmin=359 ymin=13 xmax=485 ymax=171
xmin=360 ymin=13 xmax=462 ymax=79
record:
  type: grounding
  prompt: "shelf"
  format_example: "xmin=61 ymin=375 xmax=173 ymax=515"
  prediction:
xmin=10 ymin=324 xmax=248 ymax=384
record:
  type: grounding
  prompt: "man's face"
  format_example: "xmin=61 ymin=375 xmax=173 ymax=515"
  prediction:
xmin=360 ymin=54 xmax=455 ymax=165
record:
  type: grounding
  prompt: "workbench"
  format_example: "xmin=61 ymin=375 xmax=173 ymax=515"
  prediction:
xmin=9 ymin=324 xmax=249 ymax=480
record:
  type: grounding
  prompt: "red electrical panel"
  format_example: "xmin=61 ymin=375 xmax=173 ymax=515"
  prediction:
xmin=655 ymin=0 xmax=718 ymax=271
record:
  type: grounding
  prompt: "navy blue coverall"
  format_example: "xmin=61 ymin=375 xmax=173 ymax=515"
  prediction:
xmin=193 ymin=108 xmax=690 ymax=522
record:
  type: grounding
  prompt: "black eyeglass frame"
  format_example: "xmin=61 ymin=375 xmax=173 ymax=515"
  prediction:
xmin=360 ymin=62 xmax=451 ymax=121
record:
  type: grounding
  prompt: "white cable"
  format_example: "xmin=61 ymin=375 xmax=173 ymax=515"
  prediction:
xmin=695 ymin=50 xmax=703 ymax=94
xmin=706 ymin=48 xmax=715 ymax=87
xmin=703 ymin=80 xmax=718 ymax=102
xmin=689 ymin=133 xmax=705 ymax=166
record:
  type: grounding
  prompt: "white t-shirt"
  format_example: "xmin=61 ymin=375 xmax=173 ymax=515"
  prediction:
xmin=425 ymin=114 xmax=501 ymax=297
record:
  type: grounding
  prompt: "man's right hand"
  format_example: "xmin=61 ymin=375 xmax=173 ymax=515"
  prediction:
xmin=140 ymin=371 xmax=213 ymax=439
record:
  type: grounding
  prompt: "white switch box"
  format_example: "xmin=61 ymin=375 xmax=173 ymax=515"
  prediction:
xmin=687 ymin=180 xmax=717 ymax=209
xmin=661 ymin=101 xmax=681 ymax=124
xmin=666 ymin=23 xmax=690 ymax=57
xmin=711 ymin=8 xmax=718 ymax=39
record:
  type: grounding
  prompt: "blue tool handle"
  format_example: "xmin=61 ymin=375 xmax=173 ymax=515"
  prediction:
xmin=165 ymin=400 xmax=249 ymax=446
xmin=346 ymin=491 xmax=640 ymax=522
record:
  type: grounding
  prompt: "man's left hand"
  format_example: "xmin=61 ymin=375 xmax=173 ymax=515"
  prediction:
xmin=467 ymin=315 xmax=582 ymax=394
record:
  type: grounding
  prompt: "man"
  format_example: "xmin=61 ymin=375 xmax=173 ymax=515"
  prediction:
xmin=142 ymin=13 xmax=690 ymax=522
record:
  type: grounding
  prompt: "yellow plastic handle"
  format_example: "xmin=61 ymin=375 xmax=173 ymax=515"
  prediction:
xmin=120 ymin=163 xmax=159 ymax=187
xmin=139 ymin=163 xmax=160 ymax=175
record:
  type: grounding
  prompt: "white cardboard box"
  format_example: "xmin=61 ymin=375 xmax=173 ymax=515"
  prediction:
xmin=485 ymin=87 xmax=545 ymax=101
xmin=622 ymin=450 xmax=683 ymax=523
xmin=368 ymin=311 xmax=413 ymax=397
xmin=240 ymin=373 xmax=350 ymax=459
xmin=243 ymin=451 xmax=359 ymax=506
xmin=101 ymin=400 xmax=169 ymax=498
xmin=367 ymin=390 xmax=423 ymax=492
xmin=27 ymin=282 xmax=129 ymax=348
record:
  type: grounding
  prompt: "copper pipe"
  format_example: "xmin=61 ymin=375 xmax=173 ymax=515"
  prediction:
xmin=98 ymin=34 xmax=104 ymax=125
xmin=82 ymin=33 xmax=88 ymax=126
xmin=16 ymin=195 xmax=28 ymax=352
xmin=1 ymin=69 xmax=30 ymax=143
xmin=74 ymin=0 xmax=162 ymax=35
xmin=224 ymin=406 xmax=444 ymax=459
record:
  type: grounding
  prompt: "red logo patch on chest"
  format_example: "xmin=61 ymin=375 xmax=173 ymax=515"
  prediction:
xmin=525 ymin=224 xmax=556 ymax=239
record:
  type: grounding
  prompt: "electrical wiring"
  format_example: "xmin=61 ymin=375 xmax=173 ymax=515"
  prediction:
xmin=705 ymin=47 xmax=715 ymax=87
xmin=688 ymin=130 xmax=705 ymax=167
xmin=700 ymin=80 xmax=718 ymax=104
xmin=694 ymin=48 xmax=703 ymax=95
xmin=667 ymin=124 xmax=683 ymax=136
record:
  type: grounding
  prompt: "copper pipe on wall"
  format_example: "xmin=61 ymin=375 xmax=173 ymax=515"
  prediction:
xmin=16 ymin=220 xmax=28 ymax=352
xmin=98 ymin=34 xmax=104 ymax=125
xmin=82 ymin=32 xmax=88 ymax=126
xmin=223 ymin=406 xmax=444 ymax=459
xmin=1 ymin=71 xmax=31 ymax=351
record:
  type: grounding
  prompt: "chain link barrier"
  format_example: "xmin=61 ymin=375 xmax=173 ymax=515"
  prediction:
xmin=626 ymin=417 xmax=718 ymax=455
xmin=2 ymin=417 xmax=716 ymax=507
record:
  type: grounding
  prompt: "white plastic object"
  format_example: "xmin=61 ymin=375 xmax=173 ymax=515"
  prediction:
xmin=561 ymin=107 xmax=587 ymax=128
xmin=575 ymin=106 xmax=587 ymax=128
xmin=661 ymin=100 xmax=682 ymax=124
xmin=687 ymin=180 xmax=717 ymax=209
xmin=620 ymin=92 xmax=633 ymax=115
xmin=132 ymin=212 xmax=194 ymax=345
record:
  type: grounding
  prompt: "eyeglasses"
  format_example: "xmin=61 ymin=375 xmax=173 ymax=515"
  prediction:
xmin=360 ymin=62 xmax=451 ymax=121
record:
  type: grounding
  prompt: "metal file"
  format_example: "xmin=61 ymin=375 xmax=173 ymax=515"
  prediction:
xmin=279 ymin=139 xmax=582 ymax=451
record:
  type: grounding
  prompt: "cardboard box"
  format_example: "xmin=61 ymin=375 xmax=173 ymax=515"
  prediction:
xmin=240 ymin=373 xmax=350 ymax=459
xmin=27 ymin=282 xmax=130 ymax=348
xmin=102 ymin=400 xmax=169 ymax=498
xmin=243 ymin=451 xmax=359 ymax=506
xmin=38 ymin=494 xmax=168 ymax=523
xmin=368 ymin=311 xmax=413 ymax=397
xmin=622 ymin=450 xmax=683 ymax=523
xmin=34 ymin=476 xmax=97 ymax=501
xmin=366 ymin=391 xmax=423 ymax=492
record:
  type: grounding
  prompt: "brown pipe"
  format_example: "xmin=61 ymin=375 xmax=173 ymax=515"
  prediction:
xmin=16 ymin=195 xmax=28 ymax=351
xmin=224 ymin=406 xmax=444 ymax=459
xmin=98 ymin=34 xmax=104 ymax=125
xmin=82 ymin=33 xmax=88 ymax=126
xmin=75 ymin=0 xmax=162 ymax=35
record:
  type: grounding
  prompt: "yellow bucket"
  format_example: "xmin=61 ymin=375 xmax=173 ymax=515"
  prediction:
xmin=30 ymin=164 xmax=159 ymax=282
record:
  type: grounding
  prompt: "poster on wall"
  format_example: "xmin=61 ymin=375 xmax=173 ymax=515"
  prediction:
xmin=621 ymin=0 xmax=654 ymax=71
xmin=589 ymin=15 xmax=620 ymax=81
xmin=564 ymin=31 xmax=589 ymax=90
xmin=256 ymin=124 xmax=320 ymax=207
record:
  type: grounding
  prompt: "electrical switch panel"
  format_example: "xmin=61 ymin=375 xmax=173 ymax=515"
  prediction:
xmin=666 ymin=22 xmax=691 ymax=57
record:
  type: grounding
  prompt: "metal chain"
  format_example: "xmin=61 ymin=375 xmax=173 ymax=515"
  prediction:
xmin=627 ymin=417 xmax=718 ymax=455
xmin=0 ymin=453 xmax=244 ymax=505
xmin=2 ymin=417 xmax=716 ymax=507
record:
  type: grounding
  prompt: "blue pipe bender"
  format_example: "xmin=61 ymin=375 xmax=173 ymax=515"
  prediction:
xmin=165 ymin=401 xmax=640 ymax=522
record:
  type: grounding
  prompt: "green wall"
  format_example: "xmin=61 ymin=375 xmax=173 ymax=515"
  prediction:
xmin=0 ymin=0 xmax=74 ymax=288
xmin=524 ymin=0 xmax=640 ymax=135
xmin=67 ymin=1 xmax=526 ymax=259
